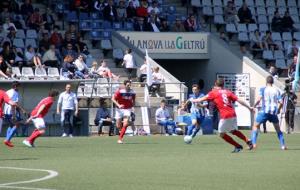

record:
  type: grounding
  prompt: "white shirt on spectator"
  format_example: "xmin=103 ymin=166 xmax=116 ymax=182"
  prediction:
xmin=74 ymin=58 xmax=88 ymax=72
xmin=4 ymin=89 xmax=19 ymax=115
xmin=155 ymin=107 xmax=171 ymax=123
xmin=25 ymin=51 xmax=35 ymax=61
xmin=42 ymin=50 xmax=57 ymax=62
xmin=123 ymin=53 xmax=135 ymax=68
xmin=140 ymin=63 xmax=147 ymax=75
xmin=57 ymin=91 xmax=78 ymax=110
xmin=147 ymin=6 xmax=160 ymax=14
xmin=2 ymin=23 xmax=17 ymax=34
xmin=152 ymin=72 xmax=164 ymax=84
xmin=129 ymin=0 xmax=140 ymax=8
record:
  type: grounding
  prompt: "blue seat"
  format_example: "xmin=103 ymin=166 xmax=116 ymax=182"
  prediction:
xmin=91 ymin=22 xmax=102 ymax=30
xmin=102 ymin=30 xmax=112 ymax=40
xmin=124 ymin=22 xmax=133 ymax=31
xmin=103 ymin=21 xmax=112 ymax=29
xmin=113 ymin=22 xmax=122 ymax=30
xmin=167 ymin=14 xmax=176 ymax=23
xmin=79 ymin=12 xmax=90 ymax=21
xmin=67 ymin=11 xmax=78 ymax=22
xmin=13 ymin=38 xmax=25 ymax=49
xmin=25 ymin=39 xmax=37 ymax=48
xmin=90 ymin=12 xmax=103 ymax=21
xmin=79 ymin=21 xmax=91 ymax=31
xmin=90 ymin=31 xmax=102 ymax=40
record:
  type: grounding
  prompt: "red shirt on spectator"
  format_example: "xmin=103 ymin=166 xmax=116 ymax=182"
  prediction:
xmin=113 ymin=88 xmax=135 ymax=109
xmin=136 ymin=7 xmax=148 ymax=18
xmin=31 ymin=97 xmax=54 ymax=118
xmin=0 ymin=90 xmax=11 ymax=117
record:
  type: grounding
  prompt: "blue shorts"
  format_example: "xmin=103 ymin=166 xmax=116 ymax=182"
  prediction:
xmin=4 ymin=114 xmax=22 ymax=127
xmin=255 ymin=112 xmax=279 ymax=124
xmin=190 ymin=112 xmax=205 ymax=124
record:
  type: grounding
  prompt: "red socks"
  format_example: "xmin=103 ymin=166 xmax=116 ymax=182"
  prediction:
xmin=27 ymin=129 xmax=43 ymax=144
xmin=222 ymin=133 xmax=241 ymax=148
xmin=232 ymin=130 xmax=248 ymax=143
xmin=119 ymin=125 xmax=128 ymax=140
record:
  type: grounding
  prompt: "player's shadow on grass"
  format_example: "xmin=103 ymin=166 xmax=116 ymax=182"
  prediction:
xmin=0 ymin=158 xmax=38 ymax=161
xmin=122 ymin=142 xmax=159 ymax=145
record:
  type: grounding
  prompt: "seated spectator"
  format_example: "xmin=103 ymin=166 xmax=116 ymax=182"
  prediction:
xmin=94 ymin=98 xmax=115 ymax=136
xmin=251 ymin=29 xmax=264 ymax=57
xmin=89 ymin=61 xmax=100 ymax=78
xmin=149 ymin=66 xmax=164 ymax=97
xmin=159 ymin=19 xmax=170 ymax=32
xmin=220 ymin=31 xmax=229 ymax=44
xmin=134 ymin=17 xmax=146 ymax=31
xmin=287 ymin=38 xmax=299 ymax=59
xmin=65 ymin=24 xmax=80 ymax=42
xmin=117 ymin=0 xmax=127 ymax=22
xmin=238 ymin=2 xmax=255 ymax=24
xmin=37 ymin=25 xmax=49 ymax=41
xmin=42 ymin=45 xmax=59 ymax=68
xmin=282 ymin=11 xmax=296 ymax=32
xmin=130 ymin=0 xmax=140 ymax=8
xmin=6 ymin=26 xmax=16 ymax=42
xmin=224 ymin=1 xmax=238 ymax=26
xmin=155 ymin=99 xmax=177 ymax=136
xmin=136 ymin=0 xmax=148 ymax=18
xmin=171 ymin=18 xmax=186 ymax=32
xmin=177 ymin=100 xmax=189 ymax=116
xmin=0 ymin=55 xmax=11 ymax=79
xmin=74 ymin=54 xmax=89 ymax=77
xmin=42 ymin=8 xmax=55 ymax=31
xmin=269 ymin=65 xmax=279 ymax=79
xmin=98 ymin=59 xmax=119 ymax=79
xmin=146 ymin=16 xmax=160 ymax=32
xmin=94 ymin=0 xmax=107 ymax=12
xmin=20 ymin=0 xmax=34 ymax=20
xmin=14 ymin=15 xmax=26 ymax=30
xmin=61 ymin=55 xmax=78 ymax=79
xmin=1 ymin=42 xmax=15 ymax=67
xmin=0 ymin=7 xmax=14 ymax=23
xmin=262 ymin=30 xmax=278 ymax=51
xmin=49 ymin=26 xmax=63 ymax=49
xmin=12 ymin=46 xmax=24 ymax=67
xmin=103 ymin=0 xmax=118 ymax=22
xmin=126 ymin=1 xmax=137 ymax=21
xmin=184 ymin=14 xmax=197 ymax=32
xmin=27 ymin=8 xmax=45 ymax=31
xmin=147 ymin=1 xmax=160 ymax=15
xmin=62 ymin=43 xmax=78 ymax=59
xmin=39 ymin=33 xmax=50 ymax=55
xmin=76 ymin=36 xmax=89 ymax=56
xmin=271 ymin=11 xmax=283 ymax=32
xmin=139 ymin=58 xmax=148 ymax=83
xmin=2 ymin=17 xmax=17 ymax=35
xmin=25 ymin=45 xmax=42 ymax=68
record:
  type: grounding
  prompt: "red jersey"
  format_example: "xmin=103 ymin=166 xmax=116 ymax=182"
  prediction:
xmin=31 ymin=97 xmax=54 ymax=118
xmin=0 ymin=90 xmax=11 ymax=117
xmin=207 ymin=88 xmax=238 ymax=119
xmin=113 ymin=88 xmax=135 ymax=109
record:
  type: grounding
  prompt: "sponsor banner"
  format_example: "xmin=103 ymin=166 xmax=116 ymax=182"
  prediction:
xmin=119 ymin=32 xmax=208 ymax=54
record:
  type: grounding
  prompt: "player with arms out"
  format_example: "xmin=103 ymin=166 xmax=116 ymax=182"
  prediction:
xmin=23 ymin=90 xmax=59 ymax=148
xmin=192 ymin=79 xmax=253 ymax=153
xmin=112 ymin=80 xmax=136 ymax=144
xmin=251 ymin=76 xmax=287 ymax=150
xmin=3 ymin=81 xmax=27 ymax=147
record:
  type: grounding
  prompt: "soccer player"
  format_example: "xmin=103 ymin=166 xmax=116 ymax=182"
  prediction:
xmin=23 ymin=90 xmax=59 ymax=148
xmin=251 ymin=76 xmax=287 ymax=150
xmin=112 ymin=80 xmax=135 ymax=144
xmin=0 ymin=89 xmax=17 ymax=136
xmin=185 ymin=84 xmax=207 ymax=139
xmin=192 ymin=79 xmax=253 ymax=153
xmin=3 ymin=81 xmax=26 ymax=147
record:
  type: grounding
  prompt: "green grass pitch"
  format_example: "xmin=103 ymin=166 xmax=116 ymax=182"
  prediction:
xmin=1 ymin=132 xmax=300 ymax=190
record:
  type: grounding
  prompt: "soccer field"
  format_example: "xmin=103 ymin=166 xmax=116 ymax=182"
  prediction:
xmin=1 ymin=133 xmax=300 ymax=190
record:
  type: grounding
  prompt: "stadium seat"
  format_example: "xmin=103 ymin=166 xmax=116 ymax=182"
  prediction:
xmin=79 ymin=12 xmax=90 ymax=21
xmin=238 ymin=32 xmax=249 ymax=42
xmin=202 ymin=7 xmax=213 ymax=16
xmin=90 ymin=12 xmax=102 ymax=21
xmin=91 ymin=22 xmax=102 ymax=30
xmin=293 ymin=32 xmax=300 ymax=40
xmin=288 ymin=0 xmax=297 ymax=7
xmin=47 ymin=67 xmax=60 ymax=79
xmin=202 ymin=0 xmax=212 ymax=7
xmin=16 ymin=29 xmax=25 ymax=39
xmin=21 ymin=67 xmax=34 ymax=79
xmin=271 ymin=32 xmax=282 ymax=41
xmin=262 ymin=50 xmax=274 ymax=60
xmin=277 ymin=0 xmax=286 ymax=7
xmin=12 ymin=67 xmax=21 ymax=79
xmin=237 ymin=24 xmax=247 ymax=32
xmin=96 ymin=87 xmax=109 ymax=97
xmin=283 ymin=41 xmax=292 ymax=50
xmin=191 ymin=0 xmax=201 ymax=7
xmin=35 ymin=67 xmax=47 ymax=79
xmin=282 ymin=32 xmax=292 ymax=41
xmin=267 ymin=7 xmax=276 ymax=15
xmin=66 ymin=11 xmax=78 ymax=23
xmin=90 ymin=31 xmax=102 ymax=40
xmin=113 ymin=22 xmax=122 ymax=30
xmin=13 ymin=38 xmax=25 ymax=49
xmin=259 ymin=24 xmax=269 ymax=32
xmin=212 ymin=0 xmax=223 ymax=6
xmin=274 ymin=41 xmax=283 ymax=50
xmin=257 ymin=15 xmax=268 ymax=24
xmin=213 ymin=7 xmax=223 ymax=15
xmin=289 ymin=7 xmax=299 ymax=16
xmin=278 ymin=7 xmax=286 ymax=15
xmin=291 ymin=15 xmax=299 ymax=23
xmin=214 ymin=15 xmax=225 ymax=24
xmin=275 ymin=59 xmax=287 ymax=69
xmin=25 ymin=39 xmax=37 ymax=48
xmin=124 ymin=21 xmax=134 ymax=31
xmin=248 ymin=24 xmax=258 ymax=32
xmin=26 ymin=30 xmax=38 ymax=39
xmin=274 ymin=50 xmax=285 ymax=59
xmin=113 ymin=48 xmax=124 ymax=60
xmin=167 ymin=14 xmax=177 ymax=23
xmin=101 ymin=39 xmax=112 ymax=50
xmin=266 ymin=0 xmax=276 ymax=7
xmin=255 ymin=0 xmax=265 ymax=7
xmin=79 ymin=21 xmax=91 ymax=31
xmin=103 ymin=30 xmax=112 ymax=40
xmin=103 ymin=21 xmax=112 ymax=29
xmin=225 ymin=24 xmax=237 ymax=33
xmin=256 ymin=7 xmax=267 ymax=16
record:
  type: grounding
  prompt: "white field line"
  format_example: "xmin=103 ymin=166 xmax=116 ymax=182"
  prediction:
xmin=0 ymin=167 xmax=58 ymax=190
xmin=0 ymin=185 xmax=55 ymax=190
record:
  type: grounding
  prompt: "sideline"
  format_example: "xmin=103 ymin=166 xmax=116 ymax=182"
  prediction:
xmin=0 ymin=167 xmax=58 ymax=190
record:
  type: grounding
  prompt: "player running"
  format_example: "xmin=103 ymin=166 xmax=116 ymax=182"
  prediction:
xmin=251 ymin=76 xmax=287 ymax=150
xmin=23 ymin=90 xmax=59 ymax=148
xmin=0 ymin=89 xmax=17 ymax=136
xmin=192 ymin=79 xmax=253 ymax=153
xmin=185 ymin=84 xmax=207 ymax=139
xmin=112 ymin=80 xmax=136 ymax=144
xmin=3 ymin=81 xmax=27 ymax=147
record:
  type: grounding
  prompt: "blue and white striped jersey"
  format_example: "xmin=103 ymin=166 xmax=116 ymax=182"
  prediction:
xmin=259 ymin=86 xmax=282 ymax=115
xmin=188 ymin=92 xmax=207 ymax=117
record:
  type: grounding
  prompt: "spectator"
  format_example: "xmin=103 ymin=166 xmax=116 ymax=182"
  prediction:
xmin=1 ymin=42 xmax=15 ymax=67
xmin=6 ymin=0 xmax=19 ymax=14
xmin=139 ymin=57 xmax=148 ymax=83
xmin=65 ymin=23 xmax=80 ymax=42
xmin=159 ymin=19 xmax=170 ymax=32
xmin=171 ymin=18 xmax=186 ymax=32
xmin=134 ymin=17 xmax=146 ymax=31
xmin=13 ymin=46 xmax=24 ymax=67
xmin=271 ymin=11 xmax=283 ymax=32
xmin=287 ymin=38 xmax=299 ymax=59
xmin=129 ymin=0 xmax=140 ymax=8
xmin=282 ymin=11 xmax=296 ymax=32
xmin=288 ymin=56 xmax=298 ymax=80
xmin=94 ymin=98 xmax=115 ymax=136
xmin=177 ymin=100 xmax=189 ymax=116
xmin=149 ymin=66 xmax=164 ymax=97
xmin=224 ymin=1 xmax=238 ymax=26
xmin=98 ymin=59 xmax=119 ymax=79
xmin=155 ymin=99 xmax=177 ymax=136
xmin=103 ymin=0 xmax=118 ymax=22
xmin=147 ymin=1 xmax=160 ymax=15
xmin=6 ymin=26 xmax=16 ymax=42
xmin=269 ymin=66 xmax=279 ymax=79
xmin=89 ymin=61 xmax=100 ymax=78
xmin=61 ymin=55 xmax=77 ymax=79
xmin=74 ymin=54 xmax=88 ymax=78
xmin=237 ymin=3 xmax=254 ymax=24
xmin=184 ymin=14 xmax=197 ymax=32
xmin=0 ymin=7 xmax=14 ymax=23
xmin=37 ymin=25 xmax=49 ymax=41
xmin=126 ymin=1 xmax=137 ymax=21
xmin=2 ymin=17 xmax=17 ymax=35
xmin=42 ymin=8 xmax=55 ymax=31
xmin=117 ymin=0 xmax=127 ymax=22
xmin=122 ymin=48 xmax=136 ymax=79
xmin=14 ymin=15 xmax=26 ymax=30
xmin=39 ymin=33 xmax=50 ymax=55
xmin=42 ymin=45 xmax=59 ymax=68
xmin=49 ymin=26 xmax=63 ymax=49
xmin=76 ymin=36 xmax=89 ymax=56
xmin=220 ymin=31 xmax=229 ymax=44
xmin=282 ymin=86 xmax=297 ymax=134
xmin=25 ymin=45 xmax=42 ymax=68
xmin=20 ymin=0 xmax=33 ymax=20
xmin=0 ymin=55 xmax=10 ymax=79
xmin=62 ymin=43 xmax=78 ymax=59
xmin=57 ymin=83 xmax=78 ymax=138
xmin=136 ymin=0 xmax=148 ymax=18
xmin=251 ymin=29 xmax=264 ymax=57
xmin=262 ymin=31 xmax=278 ymax=51
xmin=94 ymin=0 xmax=106 ymax=12
xmin=27 ymin=8 xmax=45 ymax=30
xmin=146 ymin=16 xmax=160 ymax=32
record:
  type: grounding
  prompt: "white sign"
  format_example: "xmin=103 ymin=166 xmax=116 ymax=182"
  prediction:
xmin=217 ymin=73 xmax=251 ymax=127
xmin=119 ymin=32 xmax=208 ymax=54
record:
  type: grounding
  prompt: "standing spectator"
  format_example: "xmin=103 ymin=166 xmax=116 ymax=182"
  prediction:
xmin=237 ymin=3 xmax=254 ymax=24
xmin=39 ymin=33 xmax=50 ymax=55
xmin=42 ymin=45 xmax=59 ymax=68
xmin=27 ymin=8 xmax=45 ymax=31
xmin=281 ymin=11 xmax=295 ymax=32
xmin=126 ymin=1 xmax=137 ymax=21
xmin=20 ymin=0 xmax=33 ymax=20
xmin=171 ymin=18 xmax=186 ymax=32
xmin=149 ymin=66 xmax=164 ymax=97
xmin=25 ymin=45 xmax=42 ymax=68
xmin=57 ymin=84 xmax=78 ymax=138
xmin=112 ymin=80 xmax=136 ymax=144
xmin=94 ymin=98 xmax=115 ymax=136
xmin=282 ymin=86 xmax=297 ymax=134
xmin=103 ymin=0 xmax=118 ymax=22
xmin=155 ymin=99 xmax=177 ymax=136
xmin=122 ymin=48 xmax=136 ymax=79
xmin=49 ymin=26 xmax=63 ymax=49
xmin=134 ymin=17 xmax=146 ymax=31
xmin=23 ymin=90 xmax=59 ymax=148
xmin=224 ymin=1 xmax=238 ymax=26
xmin=139 ymin=57 xmax=148 ymax=83
xmin=271 ymin=11 xmax=283 ymax=32
xmin=42 ymin=8 xmax=55 ymax=31
xmin=287 ymin=39 xmax=299 ymax=59
xmin=159 ymin=19 xmax=170 ymax=32
xmin=184 ymin=14 xmax=197 ymax=32
xmin=117 ymin=0 xmax=127 ymax=23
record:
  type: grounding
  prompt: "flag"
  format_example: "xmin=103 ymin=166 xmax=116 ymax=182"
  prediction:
xmin=292 ymin=48 xmax=300 ymax=91
xmin=146 ymin=49 xmax=152 ymax=87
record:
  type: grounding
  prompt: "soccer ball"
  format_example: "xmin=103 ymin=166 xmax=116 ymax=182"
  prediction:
xmin=184 ymin=135 xmax=192 ymax=144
